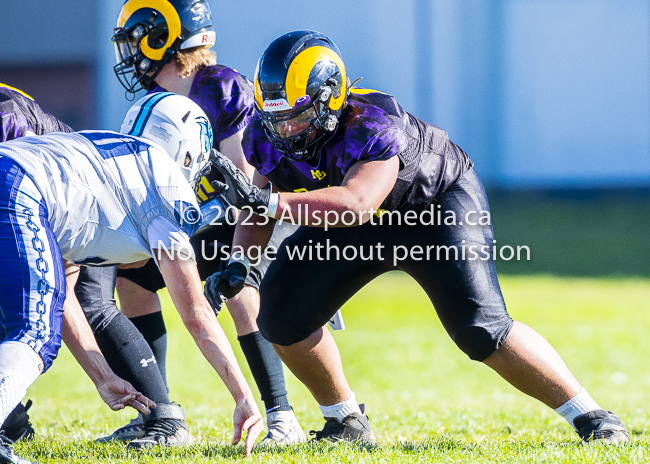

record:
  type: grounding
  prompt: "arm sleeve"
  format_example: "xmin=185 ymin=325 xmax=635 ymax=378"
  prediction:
xmin=147 ymin=216 xmax=196 ymax=264
xmin=211 ymin=76 xmax=256 ymax=144
xmin=0 ymin=112 xmax=32 ymax=142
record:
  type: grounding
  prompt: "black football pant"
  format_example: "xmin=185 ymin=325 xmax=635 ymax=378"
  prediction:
xmin=258 ymin=168 xmax=514 ymax=362
xmin=75 ymin=266 xmax=170 ymax=404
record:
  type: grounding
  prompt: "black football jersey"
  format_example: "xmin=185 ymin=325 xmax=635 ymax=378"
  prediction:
xmin=243 ymin=88 xmax=473 ymax=211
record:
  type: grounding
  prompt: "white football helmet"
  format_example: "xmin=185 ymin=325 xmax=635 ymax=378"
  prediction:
xmin=120 ymin=92 xmax=213 ymax=187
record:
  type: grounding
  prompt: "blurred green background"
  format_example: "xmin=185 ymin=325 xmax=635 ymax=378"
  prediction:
xmin=488 ymin=192 xmax=649 ymax=277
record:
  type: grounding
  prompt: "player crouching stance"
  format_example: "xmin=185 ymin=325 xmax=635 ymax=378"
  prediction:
xmin=0 ymin=93 xmax=262 ymax=463
xmin=206 ymin=30 xmax=629 ymax=446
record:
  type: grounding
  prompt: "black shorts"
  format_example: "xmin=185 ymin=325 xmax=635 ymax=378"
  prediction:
xmin=117 ymin=221 xmax=298 ymax=293
xmin=258 ymin=168 xmax=514 ymax=362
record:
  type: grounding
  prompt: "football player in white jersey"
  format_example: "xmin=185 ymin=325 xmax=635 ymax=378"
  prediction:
xmin=0 ymin=82 xmax=163 ymax=451
xmin=0 ymin=93 xmax=263 ymax=463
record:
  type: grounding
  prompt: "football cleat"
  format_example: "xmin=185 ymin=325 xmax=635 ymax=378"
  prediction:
xmin=261 ymin=409 xmax=306 ymax=445
xmin=574 ymin=409 xmax=630 ymax=444
xmin=127 ymin=403 xmax=191 ymax=449
xmin=1 ymin=401 xmax=35 ymax=442
xmin=0 ymin=433 xmax=35 ymax=463
xmin=309 ymin=403 xmax=376 ymax=445
xmin=95 ymin=414 xmax=144 ymax=443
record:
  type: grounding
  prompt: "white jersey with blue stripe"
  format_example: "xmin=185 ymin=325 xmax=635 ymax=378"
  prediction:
xmin=0 ymin=130 xmax=201 ymax=265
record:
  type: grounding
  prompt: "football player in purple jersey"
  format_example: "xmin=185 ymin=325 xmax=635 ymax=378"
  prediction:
xmin=205 ymin=30 xmax=629 ymax=445
xmin=110 ymin=0 xmax=304 ymax=445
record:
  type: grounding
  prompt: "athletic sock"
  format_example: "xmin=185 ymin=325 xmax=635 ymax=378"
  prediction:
xmin=554 ymin=388 xmax=601 ymax=430
xmin=237 ymin=331 xmax=291 ymax=413
xmin=94 ymin=312 xmax=169 ymax=405
xmin=129 ymin=312 xmax=168 ymax=388
xmin=319 ymin=393 xmax=362 ymax=423
xmin=0 ymin=342 xmax=41 ymax=424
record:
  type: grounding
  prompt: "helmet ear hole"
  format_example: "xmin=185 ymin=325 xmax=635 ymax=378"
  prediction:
xmin=184 ymin=152 xmax=192 ymax=167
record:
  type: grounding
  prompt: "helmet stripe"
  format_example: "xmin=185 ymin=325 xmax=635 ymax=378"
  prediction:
xmin=117 ymin=0 xmax=182 ymax=61
xmin=128 ymin=92 xmax=174 ymax=137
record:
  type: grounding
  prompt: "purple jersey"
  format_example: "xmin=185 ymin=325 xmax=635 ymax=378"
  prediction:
xmin=243 ymin=89 xmax=473 ymax=211
xmin=0 ymin=85 xmax=73 ymax=142
xmin=150 ymin=65 xmax=255 ymax=205
xmin=150 ymin=65 xmax=255 ymax=147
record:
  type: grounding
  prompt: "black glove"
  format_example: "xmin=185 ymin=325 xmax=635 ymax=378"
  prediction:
xmin=209 ymin=150 xmax=272 ymax=213
xmin=204 ymin=261 xmax=249 ymax=315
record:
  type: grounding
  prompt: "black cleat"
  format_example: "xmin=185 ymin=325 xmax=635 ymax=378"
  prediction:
xmin=310 ymin=403 xmax=376 ymax=445
xmin=95 ymin=414 xmax=144 ymax=443
xmin=1 ymin=401 xmax=34 ymax=442
xmin=127 ymin=403 xmax=191 ymax=449
xmin=574 ymin=409 xmax=630 ymax=444
xmin=0 ymin=433 xmax=36 ymax=463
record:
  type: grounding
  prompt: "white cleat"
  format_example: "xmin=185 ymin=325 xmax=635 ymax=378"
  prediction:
xmin=262 ymin=410 xmax=306 ymax=445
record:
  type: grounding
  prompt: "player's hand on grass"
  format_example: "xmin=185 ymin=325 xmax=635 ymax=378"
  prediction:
xmin=95 ymin=374 xmax=156 ymax=416
xmin=204 ymin=260 xmax=250 ymax=315
xmin=232 ymin=395 xmax=264 ymax=457
xmin=209 ymin=149 xmax=273 ymax=213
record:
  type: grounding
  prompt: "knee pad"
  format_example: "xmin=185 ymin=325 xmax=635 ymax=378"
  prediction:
xmin=258 ymin=271 xmax=321 ymax=347
xmin=257 ymin=305 xmax=310 ymax=347
xmin=257 ymin=312 xmax=290 ymax=346
xmin=453 ymin=318 xmax=514 ymax=362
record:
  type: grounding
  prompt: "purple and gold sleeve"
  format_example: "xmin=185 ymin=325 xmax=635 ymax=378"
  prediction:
xmin=0 ymin=88 xmax=72 ymax=140
xmin=0 ymin=112 xmax=32 ymax=142
xmin=191 ymin=67 xmax=256 ymax=145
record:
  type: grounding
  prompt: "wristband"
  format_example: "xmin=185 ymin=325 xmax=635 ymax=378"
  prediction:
xmin=228 ymin=253 xmax=251 ymax=276
xmin=264 ymin=192 xmax=279 ymax=218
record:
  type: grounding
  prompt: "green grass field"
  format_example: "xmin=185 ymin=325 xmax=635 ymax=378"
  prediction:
xmin=12 ymin=195 xmax=650 ymax=462
xmin=16 ymin=272 xmax=650 ymax=463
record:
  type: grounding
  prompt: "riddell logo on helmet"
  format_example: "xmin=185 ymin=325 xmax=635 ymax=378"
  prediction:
xmin=181 ymin=31 xmax=216 ymax=50
xmin=263 ymin=99 xmax=291 ymax=111
xmin=201 ymin=34 xmax=215 ymax=44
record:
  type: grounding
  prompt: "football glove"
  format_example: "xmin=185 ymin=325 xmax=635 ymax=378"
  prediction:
xmin=209 ymin=150 xmax=272 ymax=214
xmin=204 ymin=261 xmax=249 ymax=315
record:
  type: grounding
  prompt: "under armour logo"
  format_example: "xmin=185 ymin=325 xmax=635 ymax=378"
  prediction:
xmin=311 ymin=169 xmax=326 ymax=180
xmin=140 ymin=356 xmax=157 ymax=368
